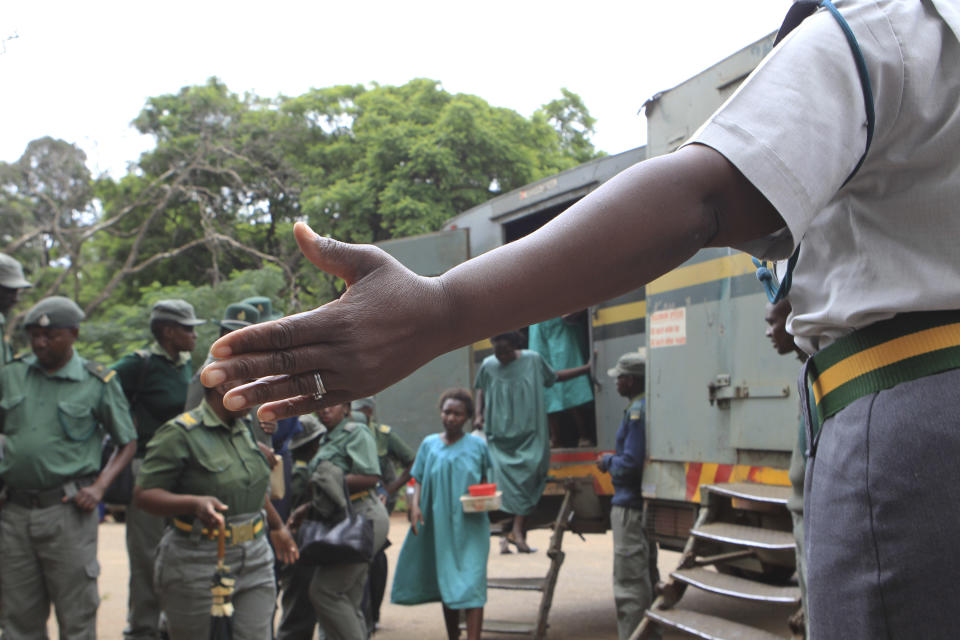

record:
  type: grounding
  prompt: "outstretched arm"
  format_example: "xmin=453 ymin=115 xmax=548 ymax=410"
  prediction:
xmin=201 ymin=144 xmax=782 ymax=420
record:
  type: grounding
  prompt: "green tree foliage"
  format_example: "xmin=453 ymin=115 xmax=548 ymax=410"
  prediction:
xmin=74 ymin=265 xmax=286 ymax=366
xmin=292 ymin=79 xmax=597 ymax=243
xmin=3 ymin=78 xmax=600 ymax=358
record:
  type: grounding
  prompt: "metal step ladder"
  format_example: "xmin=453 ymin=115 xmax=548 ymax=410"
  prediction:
xmin=631 ymin=482 xmax=801 ymax=640
xmin=474 ymin=480 xmax=576 ymax=639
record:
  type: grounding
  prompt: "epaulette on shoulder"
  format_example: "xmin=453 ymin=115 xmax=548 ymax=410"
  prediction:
xmin=174 ymin=411 xmax=201 ymax=430
xmin=343 ymin=421 xmax=360 ymax=433
xmin=84 ymin=360 xmax=117 ymax=383
xmin=135 ymin=349 xmax=151 ymax=360
xmin=11 ymin=350 xmax=29 ymax=362
xmin=378 ymin=424 xmax=392 ymax=434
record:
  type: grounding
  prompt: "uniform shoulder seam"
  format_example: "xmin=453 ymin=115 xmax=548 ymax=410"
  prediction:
xmin=84 ymin=359 xmax=116 ymax=383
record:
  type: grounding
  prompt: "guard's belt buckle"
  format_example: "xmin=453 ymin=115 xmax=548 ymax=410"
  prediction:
xmin=231 ymin=520 xmax=256 ymax=544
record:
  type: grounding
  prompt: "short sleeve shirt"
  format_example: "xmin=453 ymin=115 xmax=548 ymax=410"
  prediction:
xmin=137 ymin=399 xmax=270 ymax=517
xmin=0 ymin=352 xmax=136 ymax=490
xmin=314 ymin=418 xmax=381 ymax=477
xmin=690 ymin=0 xmax=960 ymax=352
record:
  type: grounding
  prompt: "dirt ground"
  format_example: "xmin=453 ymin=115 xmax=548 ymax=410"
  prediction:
xmin=84 ymin=513 xmax=793 ymax=639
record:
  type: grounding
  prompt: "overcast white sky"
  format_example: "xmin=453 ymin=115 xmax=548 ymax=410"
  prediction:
xmin=1 ymin=1 xmax=792 ymax=177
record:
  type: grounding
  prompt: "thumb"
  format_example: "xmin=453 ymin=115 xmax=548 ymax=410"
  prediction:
xmin=294 ymin=222 xmax=388 ymax=287
xmin=213 ymin=499 xmax=229 ymax=512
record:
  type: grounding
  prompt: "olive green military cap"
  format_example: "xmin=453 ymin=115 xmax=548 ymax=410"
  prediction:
xmin=149 ymin=299 xmax=206 ymax=327
xmin=241 ymin=296 xmax=282 ymax=321
xmin=23 ymin=296 xmax=85 ymax=329
xmin=607 ymin=349 xmax=646 ymax=378
xmin=218 ymin=302 xmax=260 ymax=332
xmin=352 ymin=397 xmax=375 ymax=411
xmin=290 ymin=414 xmax=326 ymax=450
xmin=0 ymin=253 xmax=31 ymax=289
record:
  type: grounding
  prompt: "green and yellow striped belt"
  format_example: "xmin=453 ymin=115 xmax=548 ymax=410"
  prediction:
xmin=807 ymin=309 xmax=960 ymax=424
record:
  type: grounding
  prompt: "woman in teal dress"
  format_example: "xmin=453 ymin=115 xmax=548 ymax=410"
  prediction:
xmin=474 ymin=331 xmax=591 ymax=552
xmin=392 ymin=388 xmax=490 ymax=640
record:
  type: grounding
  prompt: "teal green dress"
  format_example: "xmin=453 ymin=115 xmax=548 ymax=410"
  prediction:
xmin=391 ymin=433 xmax=491 ymax=609
xmin=528 ymin=316 xmax=594 ymax=413
xmin=474 ymin=350 xmax=557 ymax=515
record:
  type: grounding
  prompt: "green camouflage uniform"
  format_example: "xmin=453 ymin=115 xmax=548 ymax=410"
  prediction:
xmin=137 ymin=399 xmax=275 ymax=640
xmin=0 ymin=351 xmax=136 ymax=639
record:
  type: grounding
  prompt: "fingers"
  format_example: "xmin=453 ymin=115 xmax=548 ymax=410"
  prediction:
xmin=294 ymin=222 xmax=384 ymax=286
xmin=202 ymin=320 xmax=334 ymax=385
xmin=204 ymin=224 xmax=386 ymax=368
xmin=241 ymin=389 xmax=357 ymax=422
xmin=221 ymin=371 xmax=336 ymax=412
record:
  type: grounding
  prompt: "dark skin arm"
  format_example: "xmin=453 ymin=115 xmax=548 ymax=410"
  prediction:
xmin=473 ymin=388 xmax=485 ymax=431
xmin=201 ymin=145 xmax=782 ymax=419
xmin=345 ymin=473 xmax=379 ymax=493
xmin=556 ymin=362 xmax=591 ymax=383
xmin=265 ymin=498 xmax=299 ymax=564
xmin=73 ymin=440 xmax=137 ymax=512
xmin=134 ymin=486 xmax=228 ymax=530
xmin=384 ymin=465 xmax=413 ymax=497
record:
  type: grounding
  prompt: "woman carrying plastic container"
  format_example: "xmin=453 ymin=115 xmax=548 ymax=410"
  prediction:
xmin=391 ymin=388 xmax=491 ymax=640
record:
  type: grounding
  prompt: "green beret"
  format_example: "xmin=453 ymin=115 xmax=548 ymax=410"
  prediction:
xmin=0 ymin=253 xmax=31 ymax=289
xmin=23 ymin=296 xmax=85 ymax=329
xmin=150 ymin=299 xmax=206 ymax=327
xmin=240 ymin=296 xmax=282 ymax=321
xmin=218 ymin=302 xmax=260 ymax=332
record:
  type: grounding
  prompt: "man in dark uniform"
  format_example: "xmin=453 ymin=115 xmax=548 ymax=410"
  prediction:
xmin=597 ymin=351 xmax=659 ymax=640
xmin=0 ymin=296 xmax=137 ymax=638
xmin=0 ymin=253 xmax=32 ymax=365
xmin=112 ymin=299 xmax=205 ymax=640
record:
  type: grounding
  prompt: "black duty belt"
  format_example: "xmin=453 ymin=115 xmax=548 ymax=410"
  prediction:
xmin=6 ymin=475 xmax=97 ymax=509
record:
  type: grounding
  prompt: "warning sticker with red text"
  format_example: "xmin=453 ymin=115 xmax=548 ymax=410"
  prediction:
xmin=649 ymin=308 xmax=686 ymax=348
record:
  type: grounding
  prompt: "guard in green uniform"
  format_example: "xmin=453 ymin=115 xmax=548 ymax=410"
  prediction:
xmin=0 ymin=253 xmax=31 ymax=636
xmin=351 ymin=396 xmax=415 ymax=630
xmin=112 ymin=299 xmax=205 ymax=640
xmin=0 ymin=253 xmax=32 ymax=365
xmin=0 ymin=296 xmax=138 ymax=639
xmin=133 ymin=379 xmax=298 ymax=640
xmin=291 ymin=402 xmax=388 ymax=640
xmin=277 ymin=414 xmax=326 ymax=640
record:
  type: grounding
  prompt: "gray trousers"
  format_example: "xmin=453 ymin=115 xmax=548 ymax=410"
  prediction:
xmin=154 ymin=527 xmax=276 ymax=640
xmin=611 ymin=504 xmax=659 ymax=640
xmin=0 ymin=501 xmax=100 ymax=640
xmin=805 ymin=367 xmax=960 ymax=639
xmin=124 ymin=460 xmax=167 ymax=640
xmin=277 ymin=563 xmax=321 ymax=640
xmin=306 ymin=495 xmax=388 ymax=640
xmin=308 ymin=561 xmax=368 ymax=640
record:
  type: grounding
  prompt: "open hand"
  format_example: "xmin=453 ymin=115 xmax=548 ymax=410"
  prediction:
xmin=200 ymin=222 xmax=450 ymax=421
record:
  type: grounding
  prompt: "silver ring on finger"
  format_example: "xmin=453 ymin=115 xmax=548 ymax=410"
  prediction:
xmin=312 ymin=371 xmax=326 ymax=401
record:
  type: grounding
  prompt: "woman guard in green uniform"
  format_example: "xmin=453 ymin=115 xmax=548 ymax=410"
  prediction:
xmin=290 ymin=402 xmax=389 ymax=640
xmin=133 ymin=378 xmax=298 ymax=640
